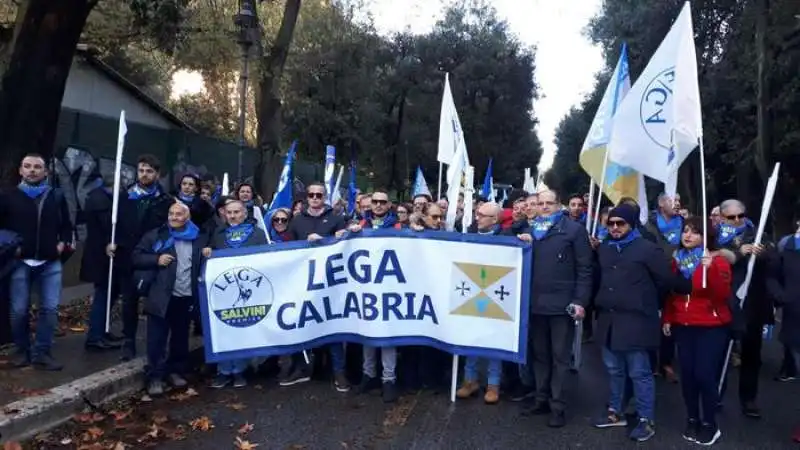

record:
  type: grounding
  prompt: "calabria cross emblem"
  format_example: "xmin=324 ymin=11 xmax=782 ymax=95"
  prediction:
xmin=450 ymin=262 xmax=517 ymax=321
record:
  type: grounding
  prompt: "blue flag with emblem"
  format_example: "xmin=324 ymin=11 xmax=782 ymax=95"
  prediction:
xmin=324 ymin=145 xmax=336 ymax=205
xmin=266 ymin=140 xmax=297 ymax=217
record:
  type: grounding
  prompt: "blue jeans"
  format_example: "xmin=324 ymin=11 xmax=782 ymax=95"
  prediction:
xmin=218 ymin=359 xmax=249 ymax=375
xmin=673 ymin=326 xmax=728 ymax=427
xmin=87 ymin=274 xmax=135 ymax=344
xmin=146 ymin=296 xmax=191 ymax=381
xmin=464 ymin=356 xmax=502 ymax=386
xmin=9 ymin=261 xmax=62 ymax=356
xmin=329 ymin=343 xmax=345 ymax=373
xmin=602 ymin=347 xmax=655 ymax=421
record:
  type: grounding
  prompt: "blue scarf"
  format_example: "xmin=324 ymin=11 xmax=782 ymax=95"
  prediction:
xmin=210 ymin=185 xmax=222 ymax=205
xmin=363 ymin=212 xmax=397 ymax=229
xmin=596 ymin=225 xmax=609 ymax=242
xmin=178 ymin=192 xmax=195 ymax=204
xmin=656 ymin=213 xmax=682 ymax=246
xmin=795 ymin=235 xmax=800 ymax=252
xmin=225 ymin=222 xmax=255 ymax=248
xmin=153 ymin=221 xmax=200 ymax=252
xmin=531 ymin=211 xmax=563 ymax=241
xmin=128 ymin=183 xmax=159 ymax=200
xmin=477 ymin=225 xmax=502 ymax=236
xmin=269 ymin=226 xmax=285 ymax=243
xmin=571 ymin=211 xmax=587 ymax=225
xmin=243 ymin=200 xmax=254 ymax=209
xmin=18 ymin=181 xmax=49 ymax=199
xmin=605 ymin=228 xmax=641 ymax=252
xmin=675 ymin=247 xmax=704 ymax=279
xmin=717 ymin=219 xmax=753 ymax=245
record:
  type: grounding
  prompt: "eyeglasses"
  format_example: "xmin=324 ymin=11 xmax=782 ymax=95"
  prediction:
xmin=430 ymin=215 xmax=442 ymax=220
xmin=307 ymin=192 xmax=324 ymax=200
xmin=372 ymin=199 xmax=388 ymax=205
xmin=607 ymin=220 xmax=628 ymax=228
xmin=397 ymin=210 xmax=408 ymax=215
xmin=725 ymin=213 xmax=745 ymax=220
xmin=272 ymin=217 xmax=288 ymax=224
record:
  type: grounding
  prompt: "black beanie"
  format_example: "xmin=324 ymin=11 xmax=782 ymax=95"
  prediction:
xmin=608 ymin=204 xmax=637 ymax=226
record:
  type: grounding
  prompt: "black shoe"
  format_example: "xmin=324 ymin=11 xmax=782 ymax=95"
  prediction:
xmin=85 ymin=339 xmax=121 ymax=352
xmin=10 ymin=351 xmax=30 ymax=368
xmin=547 ymin=411 xmax=566 ymax=428
xmin=104 ymin=332 xmax=124 ymax=342
xmin=211 ymin=374 xmax=231 ymax=389
xmin=120 ymin=344 xmax=136 ymax=362
xmin=382 ymin=381 xmax=399 ymax=403
xmin=357 ymin=375 xmax=380 ymax=394
xmin=32 ymin=353 xmax=63 ymax=371
xmin=279 ymin=367 xmax=311 ymax=387
xmin=741 ymin=401 xmax=761 ymax=419
xmin=682 ymin=418 xmax=699 ymax=442
xmin=696 ymin=423 xmax=721 ymax=446
xmin=334 ymin=371 xmax=351 ymax=393
xmin=233 ymin=374 xmax=247 ymax=388
xmin=775 ymin=374 xmax=796 ymax=382
xmin=522 ymin=401 xmax=551 ymax=416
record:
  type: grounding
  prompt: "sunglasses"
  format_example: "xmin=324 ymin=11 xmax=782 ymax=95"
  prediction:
xmin=372 ymin=199 xmax=388 ymax=205
xmin=607 ymin=220 xmax=628 ymax=228
xmin=397 ymin=210 xmax=408 ymax=215
xmin=725 ymin=213 xmax=745 ymax=220
xmin=272 ymin=217 xmax=288 ymax=224
xmin=307 ymin=192 xmax=324 ymax=199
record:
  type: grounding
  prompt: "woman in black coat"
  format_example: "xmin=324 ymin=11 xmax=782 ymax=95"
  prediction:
xmin=176 ymin=173 xmax=213 ymax=228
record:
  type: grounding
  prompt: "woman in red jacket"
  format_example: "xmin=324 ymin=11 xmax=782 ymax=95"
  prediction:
xmin=662 ymin=216 xmax=734 ymax=447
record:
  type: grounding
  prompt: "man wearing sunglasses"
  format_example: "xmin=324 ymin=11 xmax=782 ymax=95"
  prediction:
xmin=716 ymin=198 xmax=770 ymax=419
xmin=284 ymin=182 xmax=349 ymax=392
xmin=593 ymin=204 xmax=692 ymax=442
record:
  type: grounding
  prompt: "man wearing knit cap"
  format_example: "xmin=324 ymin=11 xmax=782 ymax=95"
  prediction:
xmin=592 ymin=203 xmax=692 ymax=442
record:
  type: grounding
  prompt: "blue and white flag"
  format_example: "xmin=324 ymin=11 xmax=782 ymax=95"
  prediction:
xmin=481 ymin=158 xmax=495 ymax=202
xmin=412 ymin=166 xmax=431 ymax=199
xmin=266 ymin=140 xmax=297 ymax=216
xmin=323 ymin=145 xmax=336 ymax=205
xmin=199 ymin=229 xmax=532 ymax=363
xmin=347 ymin=161 xmax=358 ymax=216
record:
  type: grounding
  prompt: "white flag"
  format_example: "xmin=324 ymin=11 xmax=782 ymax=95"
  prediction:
xmin=437 ymin=73 xmax=469 ymax=166
xmin=445 ymin=130 xmax=468 ymax=231
xmin=607 ymin=1 xmax=702 ymax=184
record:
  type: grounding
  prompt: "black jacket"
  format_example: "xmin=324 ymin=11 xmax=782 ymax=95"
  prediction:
xmin=525 ymin=215 xmax=594 ymax=315
xmin=719 ymin=223 xmax=774 ymax=328
xmin=768 ymin=235 xmax=800 ymax=347
xmin=0 ymin=187 xmax=72 ymax=261
xmin=132 ymin=225 xmax=207 ymax=318
xmin=123 ymin=184 xmax=174 ymax=243
xmin=176 ymin=194 xmax=214 ymax=228
xmin=80 ymin=187 xmax=136 ymax=283
xmin=209 ymin=224 xmax=268 ymax=250
xmin=288 ymin=207 xmax=346 ymax=240
xmin=594 ymin=236 xmax=692 ymax=351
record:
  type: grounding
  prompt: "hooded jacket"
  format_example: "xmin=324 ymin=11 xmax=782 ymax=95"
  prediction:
xmin=287 ymin=206 xmax=347 ymax=240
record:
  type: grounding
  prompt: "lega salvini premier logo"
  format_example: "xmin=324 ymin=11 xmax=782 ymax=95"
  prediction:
xmin=211 ymin=267 xmax=274 ymax=328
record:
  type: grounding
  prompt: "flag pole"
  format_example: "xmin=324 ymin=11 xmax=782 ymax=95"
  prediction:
xmin=699 ymin=137 xmax=708 ymax=288
xmin=106 ymin=111 xmax=127 ymax=333
xmin=591 ymin=151 xmax=610 ymax=238
xmin=586 ymin=180 xmax=596 ymax=234
xmin=437 ymin=162 xmax=443 ymax=201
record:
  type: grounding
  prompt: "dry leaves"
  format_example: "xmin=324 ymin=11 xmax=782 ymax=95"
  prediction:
xmin=152 ymin=411 xmax=169 ymax=425
xmin=189 ymin=416 xmax=214 ymax=431
xmin=110 ymin=409 xmax=132 ymax=421
xmin=237 ymin=422 xmax=254 ymax=435
xmin=235 ymin=437 xmax=259 ymax=449
xmin=3 ymin=442 xmax=22 ymax=450
xmin=227 ymin=402 xmax=247 ymax=411
xmin=146 ymin=423 xmax=161 ymax=439
xmin=169 ymin=387 xmax=199 ymax=401
xmin=166 ymin=424 xmax=188 ymax=441
xmin=69 ymin=325 xmax=87 ymax=332
xmin=74 ymin=412 xmax=106 ymax=424
xmin=81 ymin=426 xmax=104 ymax=442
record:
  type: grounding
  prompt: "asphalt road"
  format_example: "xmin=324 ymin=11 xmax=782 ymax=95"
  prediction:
xmin=147 ymin=340 xmax=799 ymax=450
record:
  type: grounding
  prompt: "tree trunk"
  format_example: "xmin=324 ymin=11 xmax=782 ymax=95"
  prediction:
xmin=0 ymin=0 xmax=97 ymax=188
xmin=254 ymin=0 xmax=301 ymax=199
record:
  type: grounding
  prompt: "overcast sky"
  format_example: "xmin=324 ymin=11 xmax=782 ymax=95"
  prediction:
xmin=367 ymin=0 xmax=605 ymax=172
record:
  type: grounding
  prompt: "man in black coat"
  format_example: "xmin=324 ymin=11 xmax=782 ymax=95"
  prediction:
xmin=592 ymin=204 xmax=692 ymax=442
xmin=105 ymin=154 xmax=173 ymax=360
xmin=518 ymin=190 xmax=593 ymax=428
xmin=0 ymin=153 xmax=73 ymax=370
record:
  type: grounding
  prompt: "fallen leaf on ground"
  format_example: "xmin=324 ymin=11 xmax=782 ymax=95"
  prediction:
xmin=140 ymin=394 xmax=153 ymax=402
xmin=111 ymin=442 xmax=127 ymax=450
xmin=235 ymin=437 xmax=259 ymax=449
xmin=33 ymin=432 xmax=51 ymax=442
xmin=73 ymin=412 xmax=105 ymax=424
xmin=189 ymin=416 xmax=214 ymax=431
xmin=82 ymin=426 xmax=104 ymax=442
xmin=166 ymin=424 xmax=188 ymax=441
xmin=146 ymin=423 xmax=161 ymax=439
xmin=227 ymin=402 xmax=247 ymax=411
xmin=60 ymin=438 xmax=73 ymax=445
xmin=169 ymin=387 xmax=199 ymax=401
xmin=3 ymin=442 xmax=22 ymax=450
xmin=238 ymin=422 xmax=254 ymax=434
xmin=69 ymin=325 xmax=87 ymax=332
xmin=110 ymin=409 xmax=132 ymax=421
xmin=152 ymin=411 xmax=169 ymax=424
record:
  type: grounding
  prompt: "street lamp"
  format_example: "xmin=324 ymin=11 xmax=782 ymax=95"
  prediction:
xmin=234 ymin=0 xmax=257 ymax=182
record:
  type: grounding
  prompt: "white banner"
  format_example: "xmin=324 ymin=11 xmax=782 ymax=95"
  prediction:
xmin=199 ymin=230 xmax=532 ymax=363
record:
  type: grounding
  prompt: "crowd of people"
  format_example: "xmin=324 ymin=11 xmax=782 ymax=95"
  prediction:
xmin=1 ymin=152 xmax=799 ymax=446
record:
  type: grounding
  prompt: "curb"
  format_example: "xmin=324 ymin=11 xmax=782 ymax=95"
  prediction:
xmin=0 ymin=357 xmax=145 ymax=444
